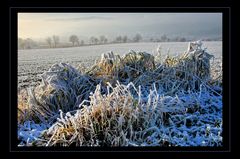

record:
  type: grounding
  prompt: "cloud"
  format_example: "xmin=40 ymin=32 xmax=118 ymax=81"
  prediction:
xmin=18 ymin=13 xmax=222 ymax=39
xmin=45 ymin=16 xmax=113 ymax=21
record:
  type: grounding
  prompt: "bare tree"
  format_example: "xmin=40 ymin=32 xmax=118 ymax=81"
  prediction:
xmin=161 ymin=34 xmax=167 ymax=42
xmin=94 ymin=38 xmax=99 ymax=45
xmin=90 ymin=36 xmax=95 ymax=45
xmin=80 ymin=40 xmax=84 ymax=46
xmin=122 ymin=35 xmax=128 ymax=43
xmin=90 ymin=36 xmax=99 ymax=45
xmin=52 ymin=35 xmax=60 ymax=48
xmin=25 ymin=38 xmax=34 ymax=49
xmin=18 ymin=38 xmax=39 ymax=49
xmin=149 ymin=38 xmax=154 ymax=42
xmin=104 ymin=37 xmax=108 ymax=44
xmin=69 ymin=35 xmax=79 ymax=46
xmin=133 ymin=33 xmax=142 ymax=42
xmin=46 ymin=37 xmax=52 ymax=48
xmin=116 ymin=36 xmax=122 ymax=43
xmin=174 ymin=36 xmax=186 ymax=42
xmin=179 ymin=37 xmax=186 ymax=42
xmin=18 ymin=38 xmax=26 ymax=49
xmin=100 ymin=35 xmax=107 ymax=44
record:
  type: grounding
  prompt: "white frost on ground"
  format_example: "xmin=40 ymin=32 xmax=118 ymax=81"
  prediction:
xmin=18 ymin=42 xmax=222 ymax=90
xmin=18 ymin=121 xmax=49 ymax=146
xmin=17 ymin=41 xmax=222 ymax=146
xmin=18 ymin=84 xmax=222 ymax=146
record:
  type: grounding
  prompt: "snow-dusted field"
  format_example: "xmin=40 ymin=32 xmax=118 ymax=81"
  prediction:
xmin=18 ymin=41 xmax=222 ymax=89
xmin=17 ymin=41 xmax=223 ymax=147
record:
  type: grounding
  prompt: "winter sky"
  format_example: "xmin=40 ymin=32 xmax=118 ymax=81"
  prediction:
xmin=18 ymin=13 xmax=222 ymax=40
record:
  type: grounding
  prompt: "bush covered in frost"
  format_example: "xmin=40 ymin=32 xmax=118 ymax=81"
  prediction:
xmin=18 ymin=41 xmax=222 ymax=146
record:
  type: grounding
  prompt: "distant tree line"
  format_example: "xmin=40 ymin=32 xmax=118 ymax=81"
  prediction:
xmin=45 ymin=35 xmax=60 ymax=48
xmin=150 ymin=34 xmax=187 ymax=42
xmin=18 ymin=38 xmax=39 ymax=49
xmin=18 ymin=33 xmax=220 ymax=50
xmin=67 ymin=33 xmax=142 ymax=46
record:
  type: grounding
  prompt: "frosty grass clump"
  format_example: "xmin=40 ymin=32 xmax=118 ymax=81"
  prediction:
xmin=18 ymin=41 xmax=222 ymax=146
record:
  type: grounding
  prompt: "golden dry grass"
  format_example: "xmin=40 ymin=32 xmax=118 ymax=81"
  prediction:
xmin=18 ymin=41 xmax=222 ymax=146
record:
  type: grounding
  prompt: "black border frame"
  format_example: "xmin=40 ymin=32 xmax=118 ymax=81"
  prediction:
xmin=9 ymin=7 xmax=231 ymax=154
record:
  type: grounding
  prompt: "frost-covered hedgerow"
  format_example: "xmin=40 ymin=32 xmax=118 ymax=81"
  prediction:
xmin=18 ymin=41 xmax=222 ymax=146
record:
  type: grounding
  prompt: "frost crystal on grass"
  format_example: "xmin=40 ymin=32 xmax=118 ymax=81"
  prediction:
xmin=18 ymin=41 xmax=222 ymax=147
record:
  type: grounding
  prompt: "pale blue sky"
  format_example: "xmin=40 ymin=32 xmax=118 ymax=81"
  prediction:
xmin=18 ymin=13 xmax=222 ymax=40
